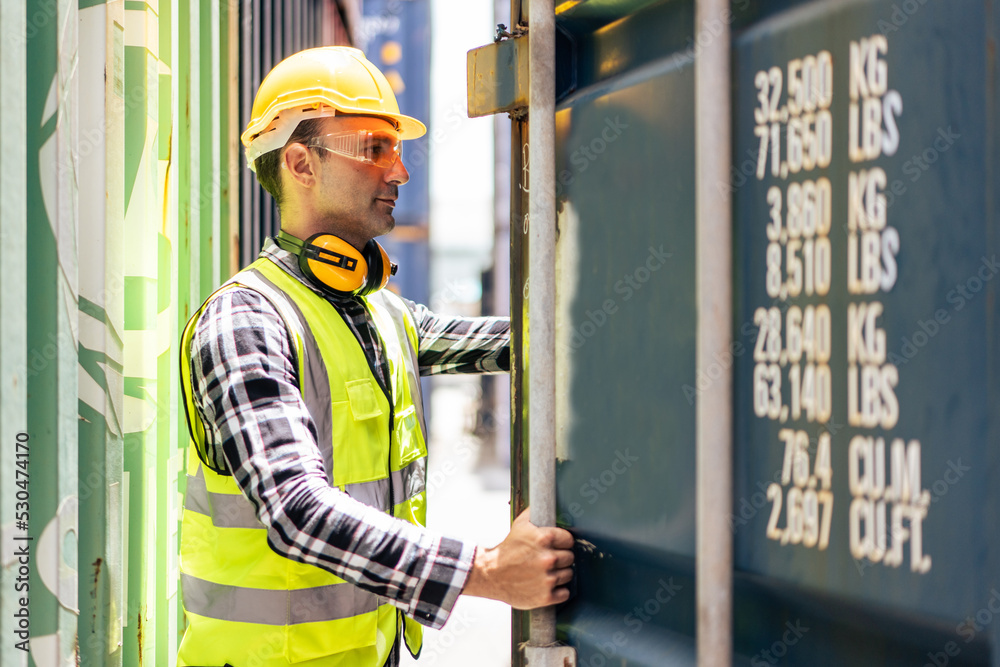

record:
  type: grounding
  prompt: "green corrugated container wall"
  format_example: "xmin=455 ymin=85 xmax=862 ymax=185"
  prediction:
xmin=0 ymin=1 xmax=239 ymax=665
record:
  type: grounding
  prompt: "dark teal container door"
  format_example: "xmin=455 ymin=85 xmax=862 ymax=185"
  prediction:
xmin=543 ymin=0 xmax=1000 ymax=665
xmin=550 ymin=2 xmax=700 ymax=665
xmin=732 ymin=1 xmax=999 ymax=664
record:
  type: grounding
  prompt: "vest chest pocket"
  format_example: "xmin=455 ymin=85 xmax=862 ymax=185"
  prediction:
xmin=345 ymin=378 xmax=383 ymax=420
xmin=393 ymin=405 xmax=427 ymax=468
xmin=331 ymin=378 xmax=390 ymax=486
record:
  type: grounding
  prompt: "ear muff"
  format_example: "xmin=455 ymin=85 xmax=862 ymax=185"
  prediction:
xmin=359 ymin=239 xmax=395 ymax=296
xmin=275 ymin=230 xmax=397 ymax=298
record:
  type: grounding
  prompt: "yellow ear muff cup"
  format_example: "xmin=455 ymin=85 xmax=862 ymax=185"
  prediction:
xmin=300 ymin=234 xmax=369 ymax=296
xmin=374 ymin=243 xmax=392 ymax=291
xmin=355 ymin=240 xmax=393 ymax=296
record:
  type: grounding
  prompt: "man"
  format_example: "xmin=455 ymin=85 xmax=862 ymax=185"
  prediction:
xmin=177 ymin=46 xmax=574 ymax=667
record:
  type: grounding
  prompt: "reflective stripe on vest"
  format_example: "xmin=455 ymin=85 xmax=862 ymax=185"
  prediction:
xmin=181 ymin=573 xmax=377 ymax=625
xmin=183 ymin=456 xmax=428 ymax=528
xmin=178 ymin=257 xmax=427 ymax=666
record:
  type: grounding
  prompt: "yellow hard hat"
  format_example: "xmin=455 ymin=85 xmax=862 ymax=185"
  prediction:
xmin=241 ymin=46 xmax=426 ymax=169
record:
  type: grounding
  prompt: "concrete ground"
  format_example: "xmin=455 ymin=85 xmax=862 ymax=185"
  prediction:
xmin=402 ymin=376 xmax=512 ymax=667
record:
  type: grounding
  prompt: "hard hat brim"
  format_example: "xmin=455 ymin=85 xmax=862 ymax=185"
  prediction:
xmin=242 ymin=98 xmax=426 ymax=147
xmin=363 ymin=110 xmax=426 ymax=139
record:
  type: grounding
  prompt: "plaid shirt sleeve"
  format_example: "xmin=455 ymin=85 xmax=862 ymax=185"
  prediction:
xmin=189 ymin=287 xmax=476 ymax=629
xmin=404 ymin=300 xmax=511 ymax=376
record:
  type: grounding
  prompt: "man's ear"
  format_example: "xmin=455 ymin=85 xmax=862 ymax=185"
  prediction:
xmin=282 ymin=143 xmax=317 ymax=189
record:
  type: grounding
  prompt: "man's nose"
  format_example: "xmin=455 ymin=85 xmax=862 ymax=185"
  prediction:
xmin=387 ymin=156 xmax=409 ymax=185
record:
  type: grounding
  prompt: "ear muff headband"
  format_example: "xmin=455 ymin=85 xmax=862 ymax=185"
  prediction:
xmin=275 ymin=230 xmax=397 ymax=298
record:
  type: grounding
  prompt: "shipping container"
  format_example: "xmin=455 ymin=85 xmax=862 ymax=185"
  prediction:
xmin=476 ymin=0 xmax=1000 ymax=665
xmin=0 ymin=2 xmax=357 ymax=664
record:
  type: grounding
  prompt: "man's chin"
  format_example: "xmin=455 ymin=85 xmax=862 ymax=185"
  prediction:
xmin=371 ymin=216 xmax=395 ymax=239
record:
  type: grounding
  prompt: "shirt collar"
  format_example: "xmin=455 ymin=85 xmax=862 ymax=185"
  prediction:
xmin=260 ymin=236 xmax=301 ymax=276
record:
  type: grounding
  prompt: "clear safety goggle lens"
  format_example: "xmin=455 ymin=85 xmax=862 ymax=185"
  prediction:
xmin=307 ymin=130 xmax=402 ymax=168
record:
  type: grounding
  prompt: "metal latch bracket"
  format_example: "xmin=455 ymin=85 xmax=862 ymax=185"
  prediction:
xmin=523 ymin=644 xmax=577 ymax=667
xmin=466 ymin=33 xmax=529 ymax=118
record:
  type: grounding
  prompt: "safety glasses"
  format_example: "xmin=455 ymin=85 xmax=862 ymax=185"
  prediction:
xmin=306 ymin=129 xmax=402 ymax=168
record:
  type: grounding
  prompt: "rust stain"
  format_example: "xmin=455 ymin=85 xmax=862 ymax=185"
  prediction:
xmin=91 ymin=558 xmax=103 ymax=626
xmin=137 ymin=610 xmax=144 ymax=667
xmin=162 ymin=123 xmax=174 ymax=237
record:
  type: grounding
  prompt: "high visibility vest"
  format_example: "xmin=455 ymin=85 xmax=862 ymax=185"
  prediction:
xmin=177 ymin=257 xmax=427 ymax=666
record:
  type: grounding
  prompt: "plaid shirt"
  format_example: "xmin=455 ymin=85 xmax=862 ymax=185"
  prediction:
xmin=187 ymin=238 xmax=509 ymax=654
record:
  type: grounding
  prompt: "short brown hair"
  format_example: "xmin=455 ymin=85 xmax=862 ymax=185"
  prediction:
xmin=252 ymin=117 xmax=330 ymax=208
